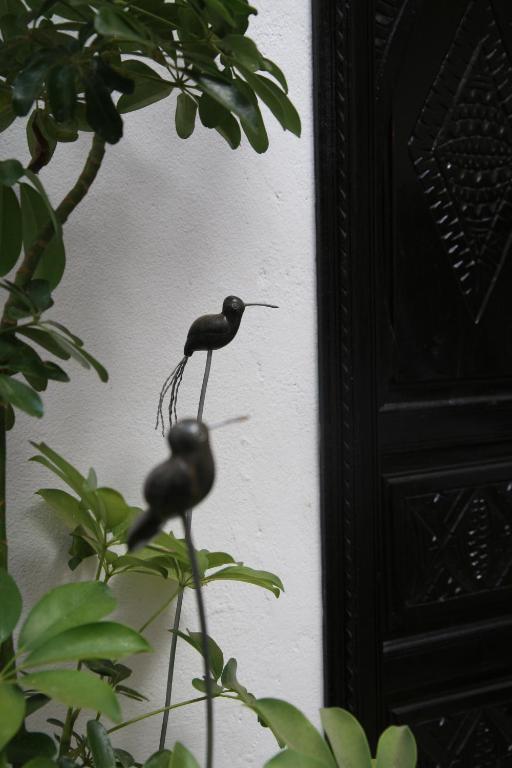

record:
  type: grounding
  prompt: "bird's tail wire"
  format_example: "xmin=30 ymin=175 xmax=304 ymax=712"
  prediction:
xmin=155 ymin=355 xmax=188 ymax=435
xmin=169 ymin=357 xmax=187 ymax=426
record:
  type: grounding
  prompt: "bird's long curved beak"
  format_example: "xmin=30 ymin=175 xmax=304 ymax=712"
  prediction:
xmin=244 ymin=302 xmax=279 ymax=308
xmin=209 ymin=415 xmax=250 ymax=430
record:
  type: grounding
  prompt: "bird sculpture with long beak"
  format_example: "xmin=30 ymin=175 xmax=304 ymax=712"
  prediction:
xmin=156 ymin=295 xmax=277 ymax=433
xmin=128 ymin=418 xmax=215 ymax=551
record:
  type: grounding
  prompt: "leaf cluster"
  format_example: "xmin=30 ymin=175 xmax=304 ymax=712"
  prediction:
xmin=0 ymin=295 xmax=106 ymax=418
xmin=260 ymin=702 xmax=418 ymax=768
xmin=0 ymin=0 xmax=300 ymax=152
xmin=34 ymin=441 xmax=284 ymax=599
xmin=0 ymin=573 xmax=151 ymax=761
xmin=0 ymin=161 xmax=107 ymax=419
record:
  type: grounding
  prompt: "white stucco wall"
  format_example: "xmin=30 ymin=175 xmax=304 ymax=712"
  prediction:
xmin=5 ymin=1 xmax=321 ymax=764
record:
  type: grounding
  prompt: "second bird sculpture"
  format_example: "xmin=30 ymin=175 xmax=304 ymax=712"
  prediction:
xmin=128 ymin=419 xmax=215 ymax=551
xmin=128 ymin=418 xmax=217 ymax=768
xmin=156 ymin=295 xmax=277 ymax=433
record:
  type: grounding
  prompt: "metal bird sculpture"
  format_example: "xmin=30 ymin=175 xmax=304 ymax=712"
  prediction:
xmin=129 ymin=418 xmax=216 ymax=768
xmin=128 ymin=418 xmax=215 ymax=551
xmin=156 ymin=295 xmax=277 ymax=434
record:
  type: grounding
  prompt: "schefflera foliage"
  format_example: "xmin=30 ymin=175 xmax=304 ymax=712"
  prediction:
xmin=33 ymin=440 xmax=284 ymax=596
xmin=0 ymin=0 xmax=301 ymax=153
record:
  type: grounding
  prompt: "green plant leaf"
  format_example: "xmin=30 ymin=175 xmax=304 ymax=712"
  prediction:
xmin=95 ymin=59 xmax=134 ymax=96
xmin=24 ymin=170 xmax=61 ymax=241
xmin=0 ymin=90 xmax=15 ymax=133
xmin=5 ymin=402 xmax=15 ymax=430
xmin=238 ymin=68 xmax=300 ymax=136
xmin=26 ymin=279 xmax=53 ymax=312
xmin=175 ymin=92 xmax=197 ymax=139
xmin=96 ymin=487 xmax=135 ymax=529
xmin=94 ymin=6 xmax=149 ymax=44
xmin=85 ymin=659 xmax=132 ymax=683
xmin=265 ymin=752 xmax=328 ymax=768
xmin=84 ymin=74 xmax=123 ymax=144
xmin=24 ymin=693 xmax=50 ymax=716
xmin=254 ymin=700 xmax=336 ymax=767
xmin=117 ymin=61 xmax=173 ymax=114
xmin=6 ymin=730 xmax=56 ymax=762
xmin=222 ymin=34 xmax=261 ymax=70
xmin=87 ymin=720 xmax=115 ymax=768
xmin=198 ymin=92 xmax=228 ymax=128
xmin=204 ymin=551 xmax=235 ymax=569
xmin=72 ymin=341 xmax=109 ymax=381
xmin=114 ymin=748 xmax=135 ymax=768
xmin=47 ymin=64 xmax=76 ymax=123
xmin=0 ymin=374 xmax=43 ymax=417
xmin=205 ymin=565 xmax=283 ymax=596
xmin=19 ymin=183 xmax=65 ymax=290
xmin=41 ymin=361 xmax=69 ymax=383
xmin=19 ymin=581 xmax=116 ymax=651
xmin=171 ymin=629 xmax=223 ymax=680
xmin=24 ymin=622 xmax=151 ymax=667
xmin=220 ymin=658 xmax=254 ymax=705
xmin=26 ymin=110 xmax=57 ymax=170
xmin=375 ymin=726 xmax=417 ymax=768
xmin=42 ymin=328 xmax=108 ymax=382
xmin=0 ymin=567 xmax=21 ymax=643
xmin=16 ymin=327 xmax=70 ymax=360
xmin=12 ymin=54 xmax=51 ymax=116
xmin=233 ymin=76 xmax=268 ymax=152
xmin=169 ymin=743 xmax=199 ymax=768
xmin=0 ymin=159 xmax=23 ymax=186
xmin=214 ymin=111 xmax=241 ymax=149
xmin=30 ymin=441 xmax=87 ymax=497
xmin=191 ymin=677 xmax=223 ymax=695
xmin=197 ymin=74 xmax=264 ymax=144
xmin=143 ymin=531 xmax=190 ymax=564
xmin=260 ymin=57 xmax=288 ymax=93
xmin=143 ymin=750 xmax=172 ymax=768
xmin=37 ymin=488 xmax=93 ymax=531
xmin=320 ymin=708 xmax=372 ymax=768
xmin=21 ymin=671 xmax=121 ymax=722
xmin=22 ymin=758 xmax=58 ymax=768
xmin=68 ymin=528 xmax=97 ymax=571
xmin=111 ymin=552 xmax=172 ymax=578
xmin=115 ymin=684 xmax=148 ymax=702
xmin=0 ymin=684 xmax=25 ymax=750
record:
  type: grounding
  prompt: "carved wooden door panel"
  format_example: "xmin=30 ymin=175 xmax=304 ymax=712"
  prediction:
xmin=315 ymin=0 xmax=512 ymax=764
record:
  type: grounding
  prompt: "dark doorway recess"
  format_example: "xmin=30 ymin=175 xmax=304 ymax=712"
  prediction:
xmin=314 ymin=0 xmax=512 ymax=762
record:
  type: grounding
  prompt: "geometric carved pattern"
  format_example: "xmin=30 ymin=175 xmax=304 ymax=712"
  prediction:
xmin=405 ymin=482 xmax=512 ymax=606
xmin=409 ymin=1 xmax=512 ymax=324
xmin=411 ymin=703 xmax=512 ymax=767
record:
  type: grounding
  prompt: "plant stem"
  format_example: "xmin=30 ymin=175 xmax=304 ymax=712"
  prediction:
xmin=0 ymin=407 xmax=7 ymax=572
xmin=183 ymin=519 xmax=214 ymax=768
xmin=0 ymin=407 xmax=14 ymax=673
xmin=108 ymin=695 xmax=208 ymax=735
xmin=1 ymin=134 xmax=106 ymax=328
xmin=59 ymin=706 xmax=80 ymax=757
xmin=159 ymin=350 xmax=212 ymax=750
xmin=0 ymin=136 xmax=105 ymax=669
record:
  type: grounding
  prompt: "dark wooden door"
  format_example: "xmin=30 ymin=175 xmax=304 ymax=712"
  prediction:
xmin=315 ymin=0 xmax=512 ymax=763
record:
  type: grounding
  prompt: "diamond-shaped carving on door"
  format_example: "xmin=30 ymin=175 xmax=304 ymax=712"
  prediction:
xmin=409 ymin=0 xmax=512 ymax=324
xmin=404 ymin=482 xmax=512 ymax=607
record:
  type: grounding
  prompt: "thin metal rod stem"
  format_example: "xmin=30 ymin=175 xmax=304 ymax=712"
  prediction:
xmin=183 ymin=518 xmax=214 ymax=768
xmin=198 ymin=350 xmax=212 ymax=422
xmin=159 ymin=350 xmax=213 ymax=751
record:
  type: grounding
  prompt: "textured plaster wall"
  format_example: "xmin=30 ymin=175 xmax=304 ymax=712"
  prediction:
xmin=5 ymin=1 xmax=321 ymax=764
